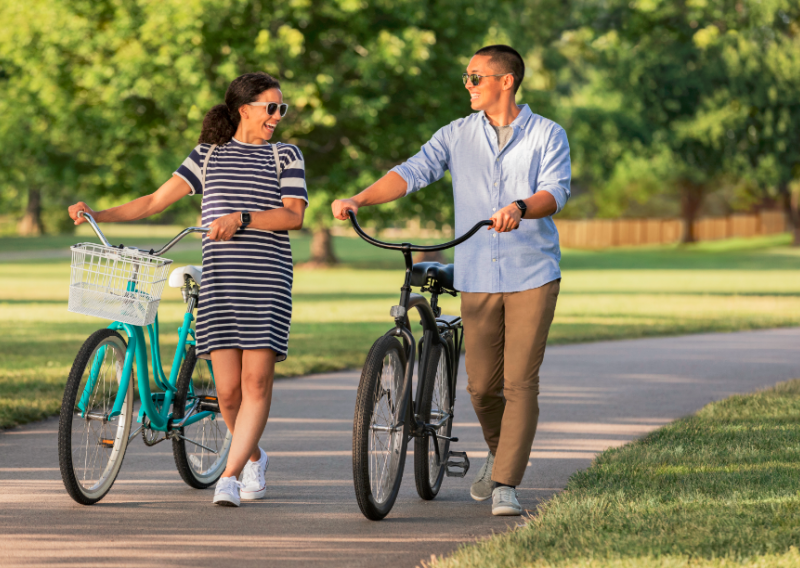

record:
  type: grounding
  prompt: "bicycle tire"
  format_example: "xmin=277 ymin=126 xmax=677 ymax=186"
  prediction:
xmin=414 ymin=336 xmax=454 ymax=500
xmin=172 ymin=346 xmax=232 ymax=489
xmin=58 ymin=328 xmax=133 ymax=505
xmin=352 ymin=335 xmax=410 ymax=520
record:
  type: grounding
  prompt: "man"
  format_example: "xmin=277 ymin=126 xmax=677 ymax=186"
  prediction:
xmin=331 ymin=45 xmax=570 ymax=516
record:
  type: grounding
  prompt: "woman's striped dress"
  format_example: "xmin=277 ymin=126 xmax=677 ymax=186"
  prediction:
xmin=174 ymin=138 xmax=308 ymax=361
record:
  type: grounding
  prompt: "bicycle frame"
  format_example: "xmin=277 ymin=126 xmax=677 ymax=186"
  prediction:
xmin=347 ymin=211 xmax=490 ymax=439
xmin=75 ymin=212 xmax=213 ymax=433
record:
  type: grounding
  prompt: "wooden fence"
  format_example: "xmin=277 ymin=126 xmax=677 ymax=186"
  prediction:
xmin=554 ymin=210 xmax=786 ymax=249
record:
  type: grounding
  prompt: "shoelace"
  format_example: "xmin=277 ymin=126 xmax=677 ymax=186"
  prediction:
xmin=477 ymin=453 xmax=494 ymax=482
xmin=241 ymin=462 xmax=260 ymax=487
xmin=495 ymin=486 xmax=517 ymax=501
xmin=218 ymin=477 xmax=243 ymax=493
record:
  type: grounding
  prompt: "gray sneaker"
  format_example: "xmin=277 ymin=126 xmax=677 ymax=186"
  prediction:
xmin=470 ymin=451 xmax=495 ymax=501
xmin=492 ymin=485 xmax=522 ymax=516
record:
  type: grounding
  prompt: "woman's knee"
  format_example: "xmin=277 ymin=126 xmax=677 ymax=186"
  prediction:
xmin=216 ymin=382 xmax=242 ymax=409
xmin=241 ymin=370 xmax=273 ymax=400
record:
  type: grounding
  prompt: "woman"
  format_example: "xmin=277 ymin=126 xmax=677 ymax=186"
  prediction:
xmin=68 ymin=72 xmax=308 ymax=507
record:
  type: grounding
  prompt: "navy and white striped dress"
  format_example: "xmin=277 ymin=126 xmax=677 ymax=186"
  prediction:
xmin=174 ymin=138 xmax=308 ymax=361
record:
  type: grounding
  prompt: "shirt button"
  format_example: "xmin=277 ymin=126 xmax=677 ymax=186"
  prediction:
xmin=492 ymin=258 xmax=497 ymax=262
xmin=492 ymin=208 xmax=496 ymax=211
xmin=493 ymin=234 xmax=496 ymax=238
xmin=494 ymin=182 xmax=498 ymax=186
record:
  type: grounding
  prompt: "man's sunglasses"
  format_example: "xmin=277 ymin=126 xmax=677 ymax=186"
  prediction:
xmin=248 ymin=102 xmax=289 ymax=117
xmin=462 ymin=73 xmax=510 ymax=86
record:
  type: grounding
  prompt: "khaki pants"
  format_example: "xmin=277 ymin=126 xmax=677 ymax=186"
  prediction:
xmin=461 ymin=279 xmax=560 ymax=486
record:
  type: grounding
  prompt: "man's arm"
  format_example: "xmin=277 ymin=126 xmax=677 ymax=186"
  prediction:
xmin=331 ymin=172 xmax=407 ymax=220
xmin=332 ymin=124 xmax=452 ymax=220
xmin=490 ymin=126 xmax=570 ymax=233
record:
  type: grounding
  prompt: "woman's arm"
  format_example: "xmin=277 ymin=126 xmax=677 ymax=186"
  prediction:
xmin=68 ymin=175 xmax=192 ymax=226
xmin=207 ymin=198 xmax=306 ymax=241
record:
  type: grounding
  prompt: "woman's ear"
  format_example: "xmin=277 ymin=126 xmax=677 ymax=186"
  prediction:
xmin=239 ymin=105 xmax=249 ymax=121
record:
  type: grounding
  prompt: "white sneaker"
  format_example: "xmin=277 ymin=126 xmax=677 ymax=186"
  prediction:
xmin=213 ymin=476 xmax=241 ymax=507
xmin=240 ymin=448 xmax=269 ymax=500
xmin=492 ymin=485 xmax=522 ymax=516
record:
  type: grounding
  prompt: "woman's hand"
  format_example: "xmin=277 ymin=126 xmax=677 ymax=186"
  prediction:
xmin=331 ymin=198 xmax=359 ymax=221
xmin=208 ymin=212 xmax=242 ymax=241
xmin=68 ymin=202 xmax=98 ymax=225
xmin=489 ymin=204 xmax=522 ymax=233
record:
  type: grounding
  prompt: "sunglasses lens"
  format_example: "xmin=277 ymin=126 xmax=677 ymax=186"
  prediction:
xmin=462 ymin=73 xmax=468 ymax=85
xmin=470 ymin=74 xmax=481 ymax=86
xmin=266 ymin=103 xmax=277 ymax=115
xmin=279 ymin=104 xmax=288 ymax=117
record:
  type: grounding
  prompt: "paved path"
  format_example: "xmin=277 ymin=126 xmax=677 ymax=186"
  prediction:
xmin=2 ymin=328 xmax=799 ymax=567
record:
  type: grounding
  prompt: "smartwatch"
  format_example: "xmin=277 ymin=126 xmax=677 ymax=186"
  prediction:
xmin=240 ymin=212 xmax=251 ymax=229
xmin=513 ymin=199 xmax=527 ymax=214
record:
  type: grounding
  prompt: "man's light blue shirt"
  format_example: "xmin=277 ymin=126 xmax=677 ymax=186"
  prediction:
xmin=390 ymin=104 xmax=571 ymax=294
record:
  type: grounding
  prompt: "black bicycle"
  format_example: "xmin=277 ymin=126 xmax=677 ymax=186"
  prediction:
xmin=347 ymin=211 xmax=492 ymax=520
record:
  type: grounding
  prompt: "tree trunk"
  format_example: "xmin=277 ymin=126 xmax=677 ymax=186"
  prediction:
xmin=305 ymin=226 xmax=338 ymax=266
xmin=778 ymin=182 xmax=800 ymax=246
xmin=680 ymin=181 xmax=704 ymax=244
xmin=17 ymin=187 xmax=44 ymax=236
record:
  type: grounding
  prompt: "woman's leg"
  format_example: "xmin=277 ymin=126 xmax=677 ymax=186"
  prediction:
xmin=210 ymin=349 xmax=244 ymax=442
xmin=220 ymin=348 xmax=276 ymax=478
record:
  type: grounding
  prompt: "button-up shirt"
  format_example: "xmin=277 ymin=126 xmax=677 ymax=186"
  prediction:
xmin=390 ymin=104 xmax=571 ymax=293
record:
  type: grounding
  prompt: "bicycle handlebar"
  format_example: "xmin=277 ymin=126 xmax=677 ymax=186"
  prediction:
xmin=77 ymin=211 xmax=209 ymax=256
xmin=347 ymin=210 xmax=493 ymax=253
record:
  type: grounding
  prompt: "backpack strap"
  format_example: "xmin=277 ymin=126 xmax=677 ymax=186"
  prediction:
xmin=272 ymin=142 xmax=282 ymax=181
xmin=201 ymin=143 xmax=217 ymax=194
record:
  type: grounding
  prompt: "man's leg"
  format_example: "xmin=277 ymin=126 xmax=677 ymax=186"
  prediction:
xmin=462 ymin=292 xmax=506 ymax=456
xmin=491 ymin=279 xmax=560 ymax=487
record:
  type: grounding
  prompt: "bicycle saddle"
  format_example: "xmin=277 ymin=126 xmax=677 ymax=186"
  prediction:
xmin=410 ymin=262 xmax=456 ymax=291
xmin=168 ymin=265 xmax=203 ymax=288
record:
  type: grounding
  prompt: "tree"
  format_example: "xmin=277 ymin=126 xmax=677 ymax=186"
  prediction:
xmin=1 ymin=0 xmax=568 ymax=248
xmin=553 ymin=0 xmax=800 ymax=242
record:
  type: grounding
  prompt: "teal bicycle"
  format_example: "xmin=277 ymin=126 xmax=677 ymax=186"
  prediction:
xmin=58 ymin=212 xmax=231 ymax=505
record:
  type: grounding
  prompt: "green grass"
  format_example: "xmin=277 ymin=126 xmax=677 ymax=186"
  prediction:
xmin=1 ymin=229 xmax=800 ymax=428
xmin=431 ymin=380 xmax=800 ymax=568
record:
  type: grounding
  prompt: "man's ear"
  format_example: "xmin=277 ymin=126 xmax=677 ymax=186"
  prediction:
xmin=503 ymin=74 xmax=515 ymax=92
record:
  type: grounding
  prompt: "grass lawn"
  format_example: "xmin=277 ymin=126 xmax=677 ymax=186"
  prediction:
xmin=1 ymin=227 xmax=800 ymax=428
xmin=432 ymin=379 xmax=800 ymax=568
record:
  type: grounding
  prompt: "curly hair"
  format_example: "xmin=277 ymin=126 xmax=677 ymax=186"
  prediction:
xmin=199 ymin=72 xmax=281 ymax=145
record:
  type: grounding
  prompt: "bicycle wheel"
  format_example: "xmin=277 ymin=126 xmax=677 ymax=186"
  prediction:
xmin=172 ymin=346 xmax=232 ymax=488
xmin=414 ymin=337 xmax=454 ymax=500
xmin=58 ymin=329 xmax=133 ymax=505
xmin=352 ymin=335 xmax=410 ymax=520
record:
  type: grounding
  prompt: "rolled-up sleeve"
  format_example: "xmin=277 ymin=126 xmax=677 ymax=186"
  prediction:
xmin=537 ymin=127 xmax=571 ymax=214
xmin=390 ymin=124 xmax=452 ymax=195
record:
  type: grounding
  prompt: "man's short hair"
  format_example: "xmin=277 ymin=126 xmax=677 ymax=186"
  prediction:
xmin=474 ymin=45 xmax=525 ymax=94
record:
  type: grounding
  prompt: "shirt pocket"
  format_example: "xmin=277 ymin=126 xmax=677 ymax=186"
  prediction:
xmin=505 ymin=144 xmax=540 ymax=199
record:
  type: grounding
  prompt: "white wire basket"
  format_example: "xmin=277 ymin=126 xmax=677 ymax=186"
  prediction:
xmin=68 ymin=243 xmax=173 ymax=326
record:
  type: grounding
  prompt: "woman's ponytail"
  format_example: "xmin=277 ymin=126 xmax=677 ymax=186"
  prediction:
xmin=198 ymin=72 xmax=281 ymax=145
xmin=199 ymin=104 xmax=236 ymax=145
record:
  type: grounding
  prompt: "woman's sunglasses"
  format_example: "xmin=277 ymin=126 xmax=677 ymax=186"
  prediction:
xmin=248 ymin=102 xmax=289 ymax=117
xmin=462 ymin=73 xmax=510 ymax=86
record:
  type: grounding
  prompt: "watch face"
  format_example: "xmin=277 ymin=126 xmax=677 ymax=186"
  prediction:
xmin=242 ymin=212 xmax=251 ymax=224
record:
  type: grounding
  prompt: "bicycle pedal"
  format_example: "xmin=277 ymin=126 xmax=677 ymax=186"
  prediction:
xmin=445 ymin=450 xmax=470 ymax=477
xmin=198 ymin=396 xmax=220 ymax=413
xmin=98 ymin=438 xmax=115 ymax=448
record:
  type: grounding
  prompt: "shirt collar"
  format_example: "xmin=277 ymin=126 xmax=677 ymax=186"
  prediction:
xmin=480 ymin=104 xmax=532 ymax=130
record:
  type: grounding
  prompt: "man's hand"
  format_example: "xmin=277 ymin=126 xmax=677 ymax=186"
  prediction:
xmin=208 ymin=212 xmax=242 ymax=241
xmin=68 ymin=202 xmax=98 ymax=225
xmin=332 ymin=198 xmax=359 ymax=220
xmin=490 ymin=204 xmax=522 ymax=233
